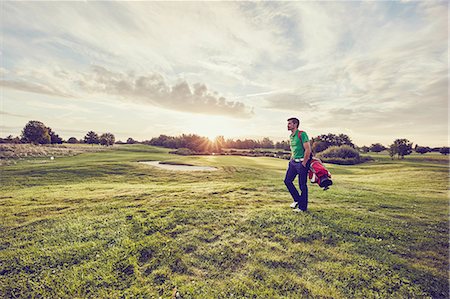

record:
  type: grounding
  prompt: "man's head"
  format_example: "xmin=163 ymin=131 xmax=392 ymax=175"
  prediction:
xmin=287 ymin=117 xmax=299 ymax=131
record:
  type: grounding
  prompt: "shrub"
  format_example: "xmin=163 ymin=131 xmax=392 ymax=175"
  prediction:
xmin=312 ymin=140 xmax=329 ymax=153
xmin=319 ymin=145 xmax=359 ymax=159
xmin=67 ymin=137 xmax=78 ymax=144
xmin=312 ymin=133 xmax=355 ymax=153
xmin=415 ymin=146 xmax=431 ymax=154
xmin=370 ymin=143 xmax=386 ymax=153
xmin=169 ymin=148 xmax=195 ymax=155
xmin=316 ymin=145 xmax=371 ymax=165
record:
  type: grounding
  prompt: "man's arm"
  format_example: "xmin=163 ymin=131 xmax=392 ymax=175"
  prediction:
xmin=302 ymin=141 xmax=311 ymax=167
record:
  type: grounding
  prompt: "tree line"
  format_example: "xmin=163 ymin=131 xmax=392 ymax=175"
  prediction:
xmin=1 ymin=121 xmax=116 ymax=146
xmin=1 ymin=120 xmax=448 ymax=157
xmin=141 ymin=132 xmax=449 ymax=158
xmin=141 ymin=135 xmax=292 ymax=153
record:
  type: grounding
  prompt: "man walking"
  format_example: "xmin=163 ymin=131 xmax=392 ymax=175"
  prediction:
xmin=284 ymin=117 xmax=312 ymax=212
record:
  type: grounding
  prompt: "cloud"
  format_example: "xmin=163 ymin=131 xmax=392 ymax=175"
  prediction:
xmin=0 ymin=68 xmax=10 ymax=76
xmin=0 ymin=125 xmax=24 ymax=133
xmin=0 ymin=80 xmax=74 ymax=98
xmin=1 ymin=1 xmax=448 ymax=145
xmin=264 ymin=93 xmax=314 ymax=111
xmin=1 ymin=2 xmax=304 ymax=95
xmin=0 ymin=111 xmax=28 ymax=118
xmin=77 ymin=66 xmax=254 ymax=118
xmin=260 ymin=1 xmax=448 ymax=142
xmin=1 ymin=65 xmax=254 ymax=118
xmin=313 ymin=72 xmax=448 ymax=138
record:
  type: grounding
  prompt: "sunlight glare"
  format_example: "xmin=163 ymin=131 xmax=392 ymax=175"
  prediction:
xmin=184 ymin=115 xmax=243 ymax=140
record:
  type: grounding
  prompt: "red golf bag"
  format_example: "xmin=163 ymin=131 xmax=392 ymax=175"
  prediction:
xmin=308 ymin=157 xmax=332 ymax=190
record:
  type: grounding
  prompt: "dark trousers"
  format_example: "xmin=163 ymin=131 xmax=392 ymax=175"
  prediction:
xmin=284 ymin=159 xmax=311 ymax=211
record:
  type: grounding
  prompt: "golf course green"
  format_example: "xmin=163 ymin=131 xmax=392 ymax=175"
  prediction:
xmin=1 ymin=144 xmax=448 ymax=298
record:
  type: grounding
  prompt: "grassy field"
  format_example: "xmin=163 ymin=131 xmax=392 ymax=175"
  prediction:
xmin=1 ymin=145 xmax=448 ymax=298
xmin=0 ymin=143 xmax=108 ymax=165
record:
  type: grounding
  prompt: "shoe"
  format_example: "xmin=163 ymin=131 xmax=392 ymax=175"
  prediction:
xmin=293 ymin=207 xmax=306 ymax=212
xmin=290 ymin=201 xmax=298 ymax=209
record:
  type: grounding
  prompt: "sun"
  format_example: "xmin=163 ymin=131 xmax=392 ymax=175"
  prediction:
xmin=202 ymin=131 xmax=221 ymax=141
xmin=184 ymin=115 xmax=243 ymax=140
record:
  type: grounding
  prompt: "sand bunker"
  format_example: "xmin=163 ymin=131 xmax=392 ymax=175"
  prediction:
xmin=139 ymin=161 xmax=218 ymax=171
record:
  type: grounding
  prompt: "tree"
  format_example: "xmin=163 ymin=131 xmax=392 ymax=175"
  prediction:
xmin=67 ymin=137 xmax=78 ymax=144
xmin=246 ymin=139 xmax=255 ymax=149
xmin=48 ymin=128 xmax=63 ymax=144
xmin=415 ymin=146 xmax=431 ymax=154
xmin=390 ymin=139 xmax=413 ymax=159
xmin=260 ymin=137 xmax=274 ymax=149
xmin=100 ymin=133 xmax=115 ymax=146
xmin=370 ymin=143 xmax=386 ymax=153
xmin=213 ymin=135 xmax=225 ymax=152
xmin=21 ymin=120 xmax=51 ymax=144
xmin=360 ymin=146 xmax=370 ymax=153
xmin=182 ymin=134 xmax=210 ymax=152
xmin=388 ymin=144 xmax=396 ymax=160
xmin=84 ymin=131 xmax=99 ymax=145
xmin=127 ymin=138 xmax=136 ymax=144
xmin=148 ymin=135 xmax=174 ymax=147
xmin=275 ymin=140 xmax=290 ymax=151
xmin=0 ymin=135 xmax=21 ymax=144
xmin=439 ymin=147 xmax=449 ymax=155
xmin=240 ymin=139 xmax=258 ymax=149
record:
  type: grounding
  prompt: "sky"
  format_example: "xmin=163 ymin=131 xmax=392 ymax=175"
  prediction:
xmin=1 ymin=1 xmax=448 ymax=147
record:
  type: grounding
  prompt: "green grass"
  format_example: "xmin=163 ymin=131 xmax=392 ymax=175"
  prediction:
xmin=1 ymin=145 xmax=448 ymax=298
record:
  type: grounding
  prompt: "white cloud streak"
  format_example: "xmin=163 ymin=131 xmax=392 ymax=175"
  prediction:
xmin=0 ymin=80 xmax=73 ymax=98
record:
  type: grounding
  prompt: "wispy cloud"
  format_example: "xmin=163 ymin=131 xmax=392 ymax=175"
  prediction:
xmin=0 ymin=80 xmax=74 ymax=98
xmin=264 ymin=93 xmax=314 ymax=111
xmin=0 ymin=111 xmax=28 ymax=118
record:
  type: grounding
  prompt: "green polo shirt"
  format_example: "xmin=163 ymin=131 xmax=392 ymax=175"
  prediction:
xmin=290 ymin=129 xmax=309 ymax=159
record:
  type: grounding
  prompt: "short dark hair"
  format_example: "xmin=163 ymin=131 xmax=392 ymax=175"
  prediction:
xmin=287 ymin=117 xmax=299 ymax=127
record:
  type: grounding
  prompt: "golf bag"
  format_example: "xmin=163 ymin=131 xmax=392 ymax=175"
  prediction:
xmin=308 ymin=157 xmax=332 ymax=190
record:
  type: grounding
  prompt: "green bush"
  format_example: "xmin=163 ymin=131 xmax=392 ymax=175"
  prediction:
xmin=169 ymin=148 xmax=195 ymax=155
xmin=316 ymin=145 xmax=371 ymax=165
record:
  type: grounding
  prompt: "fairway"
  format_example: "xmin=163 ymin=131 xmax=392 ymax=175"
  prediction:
xmin=1 ymin=145 xmax=448 ymax=298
